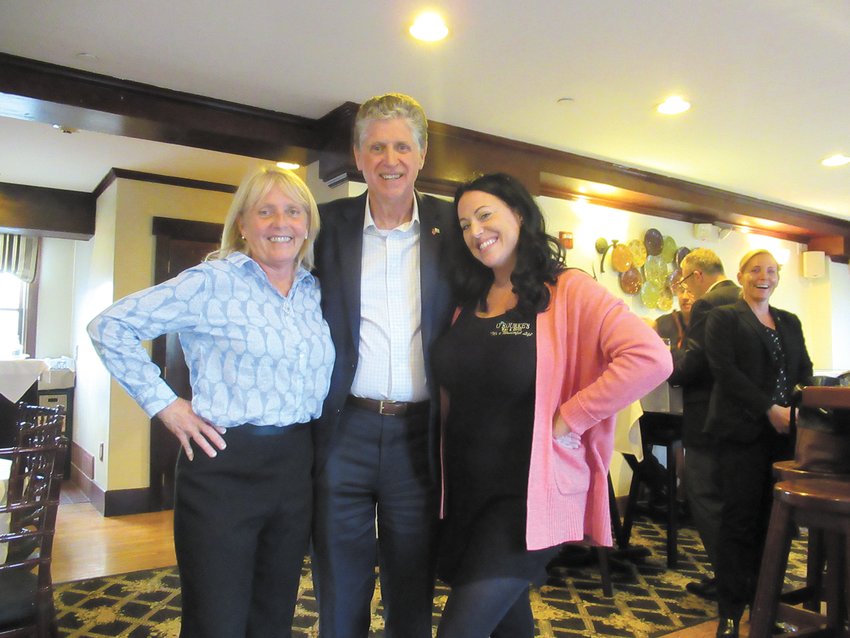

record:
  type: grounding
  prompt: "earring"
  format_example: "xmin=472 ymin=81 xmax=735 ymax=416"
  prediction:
xmin=240 ymin=235 xmax=246 ymax=240
xmin=305 ymin=232 xmax=309 ymax=239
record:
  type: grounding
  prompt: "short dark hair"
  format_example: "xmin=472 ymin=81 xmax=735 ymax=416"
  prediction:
xmin=451 ymin=173 xmax=565 ymax=315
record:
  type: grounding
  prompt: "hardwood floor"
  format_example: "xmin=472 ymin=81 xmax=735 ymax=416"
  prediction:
xmin=52 ymin=497 xmax=175 ymax=584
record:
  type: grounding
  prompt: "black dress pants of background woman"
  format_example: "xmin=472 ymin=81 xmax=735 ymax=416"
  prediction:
xmin=715 ymin=428 xmax=789 ymax=619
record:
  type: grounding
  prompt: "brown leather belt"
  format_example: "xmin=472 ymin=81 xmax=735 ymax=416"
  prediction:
xmin=346 ymin=395 xmax=429 ymax=417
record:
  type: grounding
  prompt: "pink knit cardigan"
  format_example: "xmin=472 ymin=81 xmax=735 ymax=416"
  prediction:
xmin=525 ymin=270 xmax=673 ymax=550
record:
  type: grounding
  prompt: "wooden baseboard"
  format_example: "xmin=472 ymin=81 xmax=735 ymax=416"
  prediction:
xmin=68 ymin=443 xmax=156 ymax=516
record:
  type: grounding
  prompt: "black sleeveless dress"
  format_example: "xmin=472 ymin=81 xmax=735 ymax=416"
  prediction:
xmin=432 ymin=306 xmax=556 ymax=585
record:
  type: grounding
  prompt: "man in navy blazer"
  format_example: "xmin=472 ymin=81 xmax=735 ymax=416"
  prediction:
xmin=668 ymin=248 xmax=740 ymax=600
xmin=312 ymin=94 xmax=456 ymax=638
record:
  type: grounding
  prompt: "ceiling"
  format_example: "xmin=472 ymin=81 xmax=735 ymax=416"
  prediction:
xmin=1 ymin=0 xmax=849 ymax=225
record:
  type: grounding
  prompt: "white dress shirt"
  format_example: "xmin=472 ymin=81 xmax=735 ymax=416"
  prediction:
xmin=350 ymin=197 xmax=428 ymax=402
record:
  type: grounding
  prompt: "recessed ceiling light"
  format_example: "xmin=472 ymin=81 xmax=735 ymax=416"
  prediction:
xmin=821 ymin=153 xmax=850 ymax=167
xmin=657 ymin=96 xmax=691 ymax=115
xmin=409 ymin=12 xmax=449 ymax=42
xmin=589 ymin=182 xmax=617 ymax=195
xmin=276 ymin=161 xmax=300 ymax=170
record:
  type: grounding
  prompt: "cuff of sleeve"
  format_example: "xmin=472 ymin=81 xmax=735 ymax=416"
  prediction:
xmin=559 ymin=399 xmax=597 ymax=436
xmin=139 ymin=388 xmax=179 ymax=419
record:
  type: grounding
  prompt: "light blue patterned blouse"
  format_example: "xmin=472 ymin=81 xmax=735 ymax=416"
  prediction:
xmin=88 ymin=251 xmax=335 ymax=428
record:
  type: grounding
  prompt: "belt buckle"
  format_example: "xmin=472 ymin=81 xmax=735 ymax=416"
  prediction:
xmin=378 ymin=400 xmax=397 ymax=416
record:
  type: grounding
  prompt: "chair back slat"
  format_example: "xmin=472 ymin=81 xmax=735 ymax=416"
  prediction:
xmin=0 ymin=403 xmax=68 ymax=635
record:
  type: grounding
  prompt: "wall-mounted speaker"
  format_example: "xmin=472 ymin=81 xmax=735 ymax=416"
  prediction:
xmin=802 ymin=250 xmax=826 ymax=279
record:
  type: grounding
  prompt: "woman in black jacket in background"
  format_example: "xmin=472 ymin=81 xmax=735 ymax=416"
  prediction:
xmin=704 ymin=248 xmax=812 ymax=638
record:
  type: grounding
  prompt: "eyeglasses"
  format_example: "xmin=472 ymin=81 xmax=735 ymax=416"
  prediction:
xmin=675 ymin=270 xmax=699 ymax=290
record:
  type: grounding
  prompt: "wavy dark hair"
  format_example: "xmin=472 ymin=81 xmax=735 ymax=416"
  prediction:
xmin=450 ymin=173 xmax=565 ymax=315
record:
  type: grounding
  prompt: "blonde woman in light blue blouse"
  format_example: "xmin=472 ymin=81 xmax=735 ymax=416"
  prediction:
xmin=88 ymin=166 xmax=334 ymax=638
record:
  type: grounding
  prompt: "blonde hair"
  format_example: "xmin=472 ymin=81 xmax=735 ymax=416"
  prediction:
xmin=738 ymin=248 xmax=780 ymax=273
xmin=211 ymin=166 xmax=320 ymax=270
xmin=353 ymin=93 xmax=428 ymax=152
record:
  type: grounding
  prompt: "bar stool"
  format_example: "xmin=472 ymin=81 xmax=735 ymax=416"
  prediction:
xmin=749 ymin=478 xmax=850 ymax=638
xmin=771 ymin=460 xmax=849 ymax=612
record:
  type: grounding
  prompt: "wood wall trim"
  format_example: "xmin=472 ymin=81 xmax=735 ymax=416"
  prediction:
xmin=807 ymin=235 xmax=850 ymax=262
xmin=0 ymin=181 xmax=95 ymax=239
xmin=93 ymin=168 xmax=237 ymax=200
xmin=2 ymin=53 xmax=849 ymax=245
xmin=151 ymin=216 xmax=224 ymax=244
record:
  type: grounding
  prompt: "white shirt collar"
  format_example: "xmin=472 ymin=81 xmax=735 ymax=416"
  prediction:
xmin=363 ymin=194 xmax=420 ymax=234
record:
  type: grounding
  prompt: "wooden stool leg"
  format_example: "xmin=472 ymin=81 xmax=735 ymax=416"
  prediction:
xmin=666 ymin=442 xmax=678 ymax=568
xmin=620 ymin=455 xmax=641 ymax=547
xmin=803 ymin=528 xmax=825 ymax=611
xmin=750 ymin=499 xmax=795 ymax=638
xmin=596 ymin=546 xmax=614 ymax=597
xmin=823 ymin=532 xmax=843 ymax=630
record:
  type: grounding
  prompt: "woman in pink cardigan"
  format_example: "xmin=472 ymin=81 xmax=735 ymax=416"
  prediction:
xmin=432 ymin=173 xmax=672 ymax=638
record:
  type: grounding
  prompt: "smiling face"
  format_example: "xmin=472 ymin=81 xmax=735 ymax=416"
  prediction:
xmin=354 ymin=118 xmax=426 ymax=209
xmin=738 ymin=251 xmax=780 ymax=304
xmin=457 ymin=190 xmax=523 ymax=280
xmin=238 ymin=184 xmax=308 ymax=278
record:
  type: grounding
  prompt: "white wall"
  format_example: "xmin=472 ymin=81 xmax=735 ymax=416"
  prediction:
xmin=538 ymin=195 xmax=842 ymax=371
xmin=72 ymin=183 xmax=117 ymax=491
xmin=35 ymin=237 xmax=77 ymax=359
xmin=828 ymin=260 xmax=850 ymax=371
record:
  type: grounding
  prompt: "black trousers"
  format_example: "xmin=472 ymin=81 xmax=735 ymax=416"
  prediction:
xmin=174 ymin=423 xmax=313 ymax=638
xmin=715 ymin=428 xmax=790 ymax=618
xmin=313 ymin=405 xmax=438 ymax=638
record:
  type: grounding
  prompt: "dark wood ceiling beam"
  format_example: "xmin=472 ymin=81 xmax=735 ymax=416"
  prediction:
xmin=0 ymin=182 xmax=94 ymax=239
xmin=0 ymin=53 xmax=317 ymax=164
xmin=1 ymin=53 xmax=849 ymax=245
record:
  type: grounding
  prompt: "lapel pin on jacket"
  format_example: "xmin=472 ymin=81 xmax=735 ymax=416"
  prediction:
xmin=432 ymin=227 xmax=441 ymax=236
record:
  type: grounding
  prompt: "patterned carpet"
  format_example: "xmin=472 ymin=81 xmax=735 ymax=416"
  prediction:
xmin=54 ymin=518 xmax=807 ymax=638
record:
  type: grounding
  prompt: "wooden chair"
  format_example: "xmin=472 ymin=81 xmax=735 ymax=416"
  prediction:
xmin=0 ymin=435 xmax=67 ymax=637
xmin=14 ymin=404 xmax=65 ymax=453
xmin=620 ymin=411 xmax=682 ymax=567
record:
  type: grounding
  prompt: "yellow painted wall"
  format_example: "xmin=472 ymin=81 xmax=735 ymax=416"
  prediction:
xmin=74 ymin=178 xmax=233 ymax=492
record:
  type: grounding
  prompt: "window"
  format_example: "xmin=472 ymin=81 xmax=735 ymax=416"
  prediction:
xmin=0 ymin=272 xmax=27 ymax=356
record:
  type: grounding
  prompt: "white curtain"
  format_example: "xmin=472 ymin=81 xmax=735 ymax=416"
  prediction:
xmin=0 ymin=234 xmax=39 ymax=283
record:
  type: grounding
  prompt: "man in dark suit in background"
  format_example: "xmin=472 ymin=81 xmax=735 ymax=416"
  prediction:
xmin=668 ymin=248 xmax=740 ymax=600
xmin=312 ymin=93 xmax=456 ymax=638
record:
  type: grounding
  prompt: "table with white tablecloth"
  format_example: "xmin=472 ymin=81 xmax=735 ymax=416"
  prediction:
xmin=0 ymin=359 xmax=49 ymax=448
xmin=0 ymin=359 xmax=48 ymax=403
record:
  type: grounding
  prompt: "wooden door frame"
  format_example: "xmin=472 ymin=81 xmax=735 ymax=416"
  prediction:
xmin=149 ymin=217 xmax=222 ymax=510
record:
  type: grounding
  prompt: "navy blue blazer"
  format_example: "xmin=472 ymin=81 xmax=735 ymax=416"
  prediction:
xmin=704 ymin=299 xmax=813 ymax=443
xmin=312 ymin=191 xmax=457 ymax=476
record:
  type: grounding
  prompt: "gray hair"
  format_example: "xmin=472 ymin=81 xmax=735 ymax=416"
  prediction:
xmin=681 ymin=247 xmax=725 ymax=276
xmin=353 ymin=93 xmax=428 ymax=151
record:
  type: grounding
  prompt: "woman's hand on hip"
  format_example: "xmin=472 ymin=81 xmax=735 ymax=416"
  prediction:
xmin=157 ymin=398 xmax=227 ymax=460
xmin=766 ymin=404 xmax=791 ymax=434
xmin=553 ymin=413 xmax=581 ymax=449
